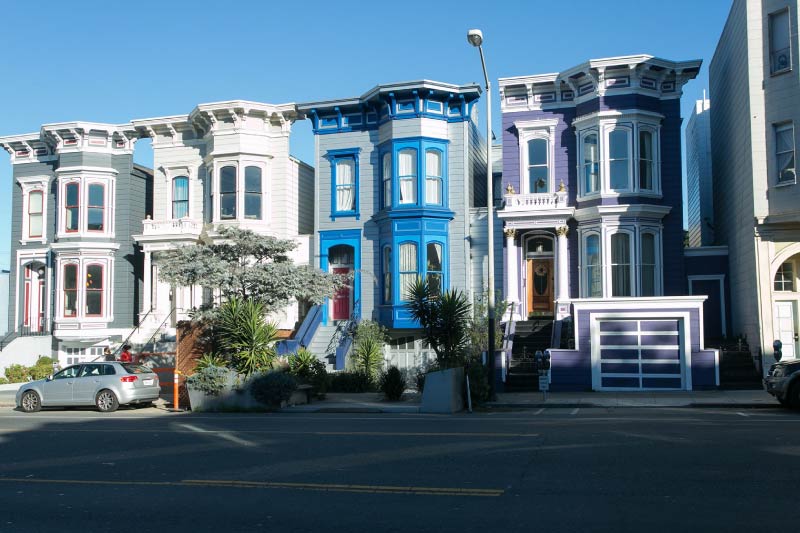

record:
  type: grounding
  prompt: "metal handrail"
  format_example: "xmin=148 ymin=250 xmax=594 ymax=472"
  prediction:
xmin=91 ymin=307 xmax=172 ymax=362
xmin=325 ymin=299 xmax=360 ymax=355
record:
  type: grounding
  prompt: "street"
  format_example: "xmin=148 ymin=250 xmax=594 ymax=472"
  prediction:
xmin=0 ymin=406 xmax=798 ymax=532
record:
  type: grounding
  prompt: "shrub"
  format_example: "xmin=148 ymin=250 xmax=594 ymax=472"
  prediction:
xmin=29 ymin=357 xmax=55 ymax=381
xmin=308 ymin=360 xmax=329 ymax=398
xmin=0 ymin=377 xmax=8 ymax=385
xmin=352 ymin=321 xmax=388 ymax=379
xmin=216 ymin=297 xmax=279 ymax=376
xmin=379 ymin=366 xmax=406 ymax=401
xmin=250 ymin=371 xmax=298 ymax=406
xmin=465 ymin=360 xmax=491 ymax=405
xmin=288 ymin=348 xmax=318 ymax=379
xmin=195 ymin=352 xmax=228 ymax=372
xmin=415 ymin=369 xmax=426 ymax=393
xmin=5 ymin=364 xmax=29 ymax=383
xmin=328 ymin=370 xmax=376 ymax=393
xmin=186 ymin=366 xmax=230 ymax=396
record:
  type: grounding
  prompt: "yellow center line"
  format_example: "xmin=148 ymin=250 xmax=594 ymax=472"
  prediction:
xmin=0 ymin=477 xmax=504 ymax=498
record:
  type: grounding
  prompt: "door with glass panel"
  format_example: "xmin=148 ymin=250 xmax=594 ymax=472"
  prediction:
xmin=525 ymin=236 xmax=554 ymax=317
xmin=774 ymin=301 xmax=797 ymax=360
xmin=329 ymin=245 xmax=354 ymax=321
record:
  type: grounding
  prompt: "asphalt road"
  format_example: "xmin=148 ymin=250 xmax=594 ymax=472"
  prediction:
xmin=0 ymin=406 xmax=798 ymax=532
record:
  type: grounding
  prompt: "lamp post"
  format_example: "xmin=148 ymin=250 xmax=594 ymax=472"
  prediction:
xmin=467 ymin=29 xmax=496 ymax=398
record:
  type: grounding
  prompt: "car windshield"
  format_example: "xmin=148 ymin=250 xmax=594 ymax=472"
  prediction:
xmin=121 ymin=364 xmax=153 ymax=374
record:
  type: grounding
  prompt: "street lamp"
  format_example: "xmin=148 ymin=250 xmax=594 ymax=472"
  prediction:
xmin=467 ymin=28 xmax=496 ymax=398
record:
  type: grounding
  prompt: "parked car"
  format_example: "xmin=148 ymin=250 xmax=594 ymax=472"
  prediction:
xmin=764 ymin=359 xmax=800 ymax=408
xmin=16 ymin=362 xmax=160 ymax=413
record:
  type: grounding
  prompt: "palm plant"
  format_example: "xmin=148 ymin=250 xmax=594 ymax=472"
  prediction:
xmin=354 ymin=337 xmax=384 ymax=379
xmin=406 ymin=277 xmax=471 ymax=368
xmin=216 ymin=296 xmax=279 ymax=376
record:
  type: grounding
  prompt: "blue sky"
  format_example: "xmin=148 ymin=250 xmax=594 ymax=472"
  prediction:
xmin=0 ymin=0 xmax=732 ymax=269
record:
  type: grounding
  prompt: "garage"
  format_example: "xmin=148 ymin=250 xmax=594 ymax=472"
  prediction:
xmin=595 ymin=319 xmax=684 ymax=390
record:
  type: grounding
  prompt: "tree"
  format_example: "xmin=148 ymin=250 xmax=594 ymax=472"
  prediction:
xmin=405 ymin=277 xmax=471 ymax=368
xmin=216 ymin=296 xmax=279 ymax=376
xmin=157 ymin=226 xmax=344 ymax=317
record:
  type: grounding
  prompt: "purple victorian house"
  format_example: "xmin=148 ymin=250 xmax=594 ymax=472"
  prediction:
xmin=498 ymin=55 xmax=719 ymax=391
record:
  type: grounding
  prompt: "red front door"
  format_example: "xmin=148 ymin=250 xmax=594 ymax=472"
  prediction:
xmin=332 ymin=267 xmax=352 ymax=320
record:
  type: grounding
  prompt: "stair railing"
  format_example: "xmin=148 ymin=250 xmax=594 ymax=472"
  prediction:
xmin=326 ymin=299 xmax=360 ymax=358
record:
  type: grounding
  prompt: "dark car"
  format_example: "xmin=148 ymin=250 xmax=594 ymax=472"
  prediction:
xmin=764 ymin=360 xmax=800 ymax=408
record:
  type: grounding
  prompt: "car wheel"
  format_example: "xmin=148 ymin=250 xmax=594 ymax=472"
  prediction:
xmin=789 ymin=383 xmax=800 ymax=410
xmin=95 ymin=389 xmax=119 ymax=413
xmin=20 ymin=390 xmax=41 ymax=413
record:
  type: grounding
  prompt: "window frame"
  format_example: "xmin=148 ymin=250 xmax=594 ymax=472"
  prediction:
xmin=580 ymin=130 xmax=600 ymax=197
xmin=425 ymin=148 xmax=444 ymax=206
xmin=27 ymin=190 xmax=44 ymax=239
xmin=516 ymin=119 xmax=558 ymax=195
xmin=86 ymin=183 xmax=105 ymax=232
xmin=172 ymin=176 xmax=190 ymax=219
xmin=397 ymin=147 xmax=418 ymax=206
xmin=774 ymin=260 xmax=795 ymax=292
xmin=219 ymin=165 xmax=238 ymax=220
xmin=327 ymin=149 xmax=360 ymax=220
xmin=64 ymin=181 xmax=80 ymax=233
xmin=382 ymin=246 xmax=392 ymax=304
xmin=62 ymin=263 xmax=79 ymax=318
xmin=425 ymin=241 xmax=445 ymax=296
xmin=382 ymin=151 xmax=392 ymax=210
xmin=638 ymin=127 xmax=657 ymax=192
xmin=769 ymin=8 xmax=793 ymax=76
xmin=606 ymin=126 xmax=633 ymax=193
xmin=639 ymin=230 xmax=659 ymax=297
xmin=608 ymin=230 xmax=634 ymax=297
xmin=775 ymin=122 xmax=796 ymax=185
xmin=581 ymin=231 xmax=603 ymax=298
xmin=84 ymin=263 xmax=104 ymax=317
xmin=398 ymin=241 xmax=418 ymax=302
xmin=244 ymin=165 xmax=263 ymax=220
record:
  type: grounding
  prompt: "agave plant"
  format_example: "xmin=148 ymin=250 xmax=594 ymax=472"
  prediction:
xmin=216 ymin=296 xmax=279 ymax=376
xmin=289 ymin=347 xmax=318 ymax=378
xmin=354 ymin=336 xmax=384 ymax=379
xmin=195 ymin=352 xmax=228 ymax=372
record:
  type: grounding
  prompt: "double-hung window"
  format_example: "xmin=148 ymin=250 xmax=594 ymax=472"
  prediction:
xmin=382 ymin=247 xmax=392 ymax=303
xmin=219 ymin=166 xmax=237 ymax=220
xmin=65 ymin=183 xmax=80 ymax=232
xmin=245 ymin=166 xmax=262 ymax=219
xmin=172 ymin=177 xmax=189 ymax=219
xmin=399 ymin=242 xmax=418 ymax=301
xmin=28 ymin=191 xmax=43 ymax=238
xmin=528 ymin=138 xmax=549 ymax=193
xmin=585 ymin=234 xmax=602 ymax=297
xmin=334 ymin=158 xmax=356 ymax=214
xmin=398 ymin=149 xmax=417 ymax=204
xmin=640 ymin=233 xmax=656 ymax=296
xmin=776 ymin=123 xmax=796 ymax=184
xmin=610 ymin=233 xmax=632 ymax=297
xmin=769 ymin=9 xmax=792 ymax=75
xmin=63 ymin=264 xmax=78 ymax=317
xmin=87 ymin=184 xmax=105 ymax=231
xmin=583 ymin=133 xmax=599 ymax=195
xmin=426 ymin=242 xmax=443 ymax=295
xmin=425 ymin=150 xmax=443 ymax=205
xmin=639 ymin=130 xmax=655 ymax=191
xmin=608 ymin=129 xmax=630 ymax=191
xmin=85 ymin=264 xmax=104 ymax=316
xmin=382 ymin=153 xmax=392 ymax=209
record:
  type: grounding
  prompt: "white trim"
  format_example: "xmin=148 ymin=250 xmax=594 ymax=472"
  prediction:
xmin=17 ymin=178 xmax=49 ymax=245
xmin=574 ymin=203 xmax=671 ymax=222
xmin=54 ymin=255 xmax=115 ymax=324
xmin=688 ymin=274 xmax=727 ymax=337
xmin=515 ymin=119 xmax=559 ymax=195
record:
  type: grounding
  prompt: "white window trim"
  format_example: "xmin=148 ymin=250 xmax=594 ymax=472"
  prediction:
xmin=515 ymin=119 xmax=558 ymax=195
xmin=17 ymin=176 xmax=50 ymax=245
xmin=55 ymin=255 xmax=115 ymax=323
xmin=55 ymin=171 xmax=115 ymax=239
xmin=163 ymin=165 xmax=196 ymax=221
xmin=775 ymin=122 xmax=796 ymax=186
xmin=605 ymin=227 xmax=635 ymax=298
xmin=604 ymin=123 xmax=634 ymax=195
xmin=636 ymin=124 xmax=661 ymax=194
xmin=637 ymin=227 xmax=663 ymax=297
xmin=578 ymin=128 xmax=601 ymax=198
xmin=13 ymin=249 xmax=50 ymax=333
xmin=211 ymin=157 xmax=271 ymax=224
xmin=579 ymin=227 xmax=603 ymax=298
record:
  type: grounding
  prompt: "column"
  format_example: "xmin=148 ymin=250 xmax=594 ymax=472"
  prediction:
xmin=556 ymin=226 xmax=569 ymax=319
xmin=142 ymin=250 xmax=152 ymax=321
xmin=504 ymin=228 xmax=521 ymax=320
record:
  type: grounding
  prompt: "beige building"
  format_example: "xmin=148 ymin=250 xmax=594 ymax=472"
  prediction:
xmin=710 ymin=0 xmax=800 ymax=368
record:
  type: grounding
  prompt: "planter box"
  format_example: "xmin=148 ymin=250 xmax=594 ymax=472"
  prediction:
xmin=421 ymin=367 xmax=464 ymax=414
xmin=187 ymin=370 xmax=267 ymax=412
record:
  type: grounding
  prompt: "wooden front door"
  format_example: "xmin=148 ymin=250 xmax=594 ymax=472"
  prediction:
xmin=527 ymin=258 xmax=554 ymax=316
xmin=332 ymin=267 xmax=352 ymax=320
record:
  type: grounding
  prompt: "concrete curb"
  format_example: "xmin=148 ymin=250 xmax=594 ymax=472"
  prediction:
xmin=485 ymin=402 xmax=780 ymax=409
xmin=285 ymin=406 xmax=421 ymax=414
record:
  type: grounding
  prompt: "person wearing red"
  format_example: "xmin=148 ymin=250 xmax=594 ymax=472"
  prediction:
xmin=119 ymin=345 xmax=133 ymax=363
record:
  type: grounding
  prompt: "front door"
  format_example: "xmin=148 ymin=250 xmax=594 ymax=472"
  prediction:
xmin=332 ymin=267 xmax=352 ymax=320
xmin=527 ymin=258 xmax=554 ymax=316
xmin=774 ymin=301 xmax=797 ymax=360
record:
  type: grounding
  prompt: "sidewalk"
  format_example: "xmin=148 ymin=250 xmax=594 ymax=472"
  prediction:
xmin=284 ymin=392 xmax=422 ymax=414
xmin=488 ymin=389 xmax=775 ymax=409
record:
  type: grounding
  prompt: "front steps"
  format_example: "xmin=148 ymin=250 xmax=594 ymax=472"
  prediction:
xmin=506 ymin=319 xmax=554 ymax=392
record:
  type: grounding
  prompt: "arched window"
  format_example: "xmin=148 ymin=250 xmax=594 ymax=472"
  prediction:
xmin=172 ymin=176 xmax=189 ymax=219
xmin=426 ymin=242 xmax=443 ymax=295
xmin=528 ymin=138 xmax=549 ymax=193
xmin=640 ymin=233 xmax=656 ymax=296
xmin=87 ymin=184 xmax=105 ymax=231
xmin=609 ymin=129 xmax=630 ymax=191
xmin=244 ymin=166 xmax=262 ymax=219
xmin=219 ymin=166 xmax=237 ymax=219
xmin=28 ymin=191 xmax=43 ymax=238
xmin=399 ymin=242 xmax=418 ymax=301
xmin=585 ymin=234 xmax=601 ymax=297
xmin=775 ymin=260 xmax=795 ymax=291
xmin=398 ymin=149 xmax=417 ymax=204
xmin=639 ymin=130 xmax=654 ymax=191
xmin=611 ymin=233 xmax=632 ymax=296
xmin=85 ymin=264 xmax=104 ymax=316
xmin=382 ymin=152 xmax=392 ymax=209
xmin=583 ymin=133 xmax=599 ymax=194
xmin=425 ymin=150 xmax=443 ymax=205
xmin=334 ymin=158 xmax=356 ymax=213
xmin=65 ymin=183 xmax=79 ymax=232
xmin=63 ymin=264 xmax=78 ymax=317
xmin=383 ymin=246 xmax=392 ymax=303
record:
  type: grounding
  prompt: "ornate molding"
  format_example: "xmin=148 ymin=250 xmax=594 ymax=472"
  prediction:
xmin=503 ymin=228 xmax=517 ymax=239
xmin=556 ymin=226 xmax=569 ymax=237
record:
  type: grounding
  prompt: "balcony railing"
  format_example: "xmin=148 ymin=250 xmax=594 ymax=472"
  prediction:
xmin=502 ymin=191 xmax=569 ymax=212
xmin=141 ymin=218 xmax=203 ymax=237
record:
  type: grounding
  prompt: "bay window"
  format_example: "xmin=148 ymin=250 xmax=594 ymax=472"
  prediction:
xmin=85 ymin=264 xmax=104 ymax=316
xmin=426 ymin=242 xmax=443 ymax=295
xmin=398 ymin=149 xmax=417 ymax=204
xmin=383 ymin=246 xmax=392 ymax=303
xmin=65 ymin=183 xmax=79 ymax=232
xmin=583 ymin=133 xmax=599 ymax=194
xmin=528 ymin=138 xmax=549 ymax=193
xmin=63 ymin=264 xmax=78 ymax=317
xmin=172 ymin=176 xmax=189 ymax=219
xmin=640 ymin=233 xmax=656 ymax=296
xmin=610 ymin=233 xmax=632 ymax=297
xmin=609 ymin=129 xmax=630 ymax=191
xmin=399 ymin=242 xmax=417 ymax=301
xmin=219 ymin=166 xmax=237 ymax=219
xmin=245 ymin=166 xmax=262 ymax=219
xmin=87 ymin=184 xmax=105 ymax=231
xmin=382 ymin=152 xmax=392 ymax=208
xmin=425 ymin=149 xmax=443 ymax=205
xmin=585 ymin=234 xmax=602 ymax=297
xmin=639 ymin=130 xmax=655 ymax=191
xmin=28 ymin=191 xmax=43 ymax=238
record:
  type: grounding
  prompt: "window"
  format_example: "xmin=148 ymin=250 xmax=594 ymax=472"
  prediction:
xmin=244 ymin=166 xmax=262 ymax=219
xmin=85 ymin=264 xmax=103 ymax=316
xmin=769 ymin=9 xmax=791 ymax=74
xmin=583 ymin=133 xmax=599 ymax=194
xmin=425 ymin=150 xmax=443 ymax=205
xmin=641 ymin=233 xmax=656 ymax=296
xmin=382 ymin=152 xmax=392 ymax=208
xmin=639 ymin=130 xmax=655 ymax=191
xmin=775 ymin=261 xmax=795 ymax=291
xmin=87 ymin=184 xmax=105 ymax=231
xmin=776 ymin=123 xmax=796 ymax=184
xmin=398 ymin=149 xmax=417 ymax=204
xmin=399 ymin=242 xmax=418 ymax=301
xmin=65 ymin=183 xmax=79 ymax=232
xmin=63 ymin=264 xmax=78 ymax=317
xmin=585 ymin=234 xmax=602 ymax=297
xmin=334 ymin=158 xmax=356 ymax=213
xmin=610 ymin=233 xmax=632 ymax=297
xmin=28 ymin=191 xmax=43 ymax=238
xmin=219 ymin=166 xmax=237 ymax=219
xmin=527 ymin=138 xmax=549 ymax=193
xmin=426 ymin=243 xmax=443 ymax=295
xmin=172 ymin=176 xmax=189 ymax=219
xmin=383 ymin=246 xmax=392 ymax=303
xmin=609 ymin=129 xmax=630 ymax=191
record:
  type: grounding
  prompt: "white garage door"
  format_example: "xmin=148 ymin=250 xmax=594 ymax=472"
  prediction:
xmin=596 ymin=319 xmax=683 ymax=390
